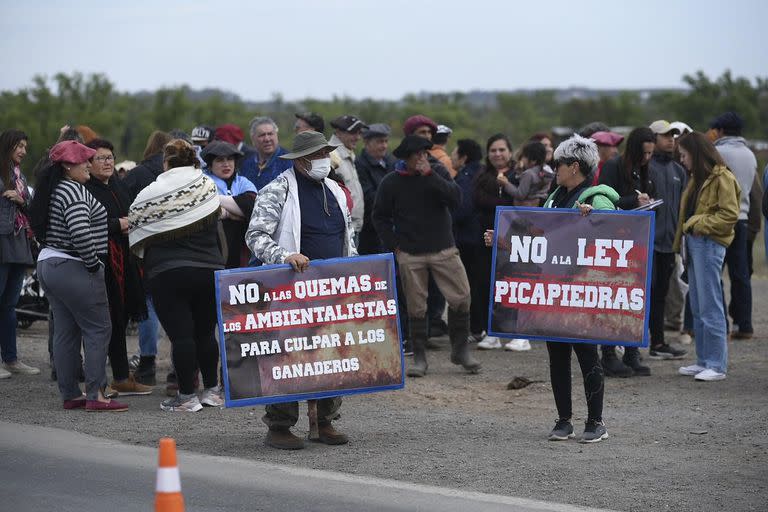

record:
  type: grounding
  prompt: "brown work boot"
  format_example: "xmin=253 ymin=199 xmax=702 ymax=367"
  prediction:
xmin=111 ymin=375 xmax=153 ymax=395
xmin=315 ymin=423 xmax=349 ymax=445
xmin=265 ymin=428 xmax=305 ymax=450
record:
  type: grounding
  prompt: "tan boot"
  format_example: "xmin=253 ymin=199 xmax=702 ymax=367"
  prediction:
xmin=316 ymin=423 xmax=349 ymax=445
xmin=265 ymin=428 xmax=305 ymax=450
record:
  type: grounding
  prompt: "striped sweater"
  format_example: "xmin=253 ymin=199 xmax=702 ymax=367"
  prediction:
xmin=45 ymin=179 xmax=108 ymax=270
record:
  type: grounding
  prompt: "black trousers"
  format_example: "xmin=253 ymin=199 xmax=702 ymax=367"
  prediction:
xmin=457 ymin=242 xmax=487 ymax=334
xmin=546 ymin=342 xmax=604 ymax=423
xmin=649 ymin=251 xmax=676 ymax=347
xmin=149 ymin=267 xmax=219 ymax=395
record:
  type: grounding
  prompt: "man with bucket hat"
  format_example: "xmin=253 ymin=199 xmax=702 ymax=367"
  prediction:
xmin=245 ymin=131 xmax=356 ymax=450
xmin=372 ymin=136 xmax=481 ymax=378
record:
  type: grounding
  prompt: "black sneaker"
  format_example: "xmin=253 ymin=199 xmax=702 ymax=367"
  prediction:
xmin=402 ymin=339 xmax=414 ymax=356
xmin=649 ymin=343 xmax=687 ymax=360
xmin=602 ymin=352 xmax=633 ymax=378
xmin=580 ymin=420 xmax=609 ymax=444
xmin=128 ymin=354 xmax=140 ymax=372
xmin=623 ymin=347 xmax=651 ymax=376
xmin=548 ymin=418 xmax=575 ymax=441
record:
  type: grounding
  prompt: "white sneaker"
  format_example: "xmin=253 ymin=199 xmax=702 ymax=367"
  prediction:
xmin=477 ymin=337 xmax=502 ymax=350
xmin=694 ymin=369 xmax=726 ymax=381
xmin=504 ymin=339 xmax=531 ymax=351
xmin=0 ymin=367 xmax=11 ymax=379
xmin=678 ymin=364 xmax=706 ymax=376
xmin=200 ymin=386 xmax=224 ymax=407
xmin=679 ymin=333 xmax=693 ymax=345
xmin=3 ymin=360 xmax=40 ymax=375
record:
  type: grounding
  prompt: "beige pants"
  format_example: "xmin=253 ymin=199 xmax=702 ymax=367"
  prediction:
xmin=397 ymin=247 xmax=471 ymax=318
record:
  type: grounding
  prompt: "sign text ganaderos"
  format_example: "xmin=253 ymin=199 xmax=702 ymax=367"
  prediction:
xmin=489 ymin=208 xmax=654 ymax=347
xmin=215 ymin=254 xmax=404 ymax=407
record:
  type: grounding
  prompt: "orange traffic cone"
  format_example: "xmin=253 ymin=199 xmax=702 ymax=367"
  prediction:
xmin=155 ymin=438 xmax=184 ymax=512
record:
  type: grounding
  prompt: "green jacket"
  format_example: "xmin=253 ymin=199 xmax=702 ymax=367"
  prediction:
xmin=543 ymin=183 xmax=619 ymax=210
xmin=673 ymin=164 xmax=741 ymax=251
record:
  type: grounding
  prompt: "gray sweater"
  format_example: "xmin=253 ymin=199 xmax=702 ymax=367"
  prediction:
xmin=714 ymin=136 xmax=757 ymax=220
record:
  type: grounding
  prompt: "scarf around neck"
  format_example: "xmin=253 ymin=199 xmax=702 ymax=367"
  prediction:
xmin=128 ymin=166 xmax=220 ymax=257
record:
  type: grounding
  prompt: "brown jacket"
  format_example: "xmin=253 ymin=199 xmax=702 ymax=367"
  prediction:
xmin=673 ymin=165 xmax=741 ymax=251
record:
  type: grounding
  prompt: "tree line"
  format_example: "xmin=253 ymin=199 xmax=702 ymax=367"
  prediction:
xmin=1 ymin=70 xmax=766 ymax=181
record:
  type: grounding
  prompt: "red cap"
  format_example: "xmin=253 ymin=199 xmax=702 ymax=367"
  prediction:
xmin=214 ymin=124 xmax=244 ymax=145
xmin=49 ymin=140 xmax=97 ymax=164
xmin=403 ymin=115 xmax=437 ymax=136
xmin=590 ymin=131 xmax=624 ymax=147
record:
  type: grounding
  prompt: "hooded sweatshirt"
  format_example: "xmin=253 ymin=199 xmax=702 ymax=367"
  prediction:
xmin=714 ymin=136 xmax=757 ymax=220
xmin=648 ymin=152 xmax=686 ymax=253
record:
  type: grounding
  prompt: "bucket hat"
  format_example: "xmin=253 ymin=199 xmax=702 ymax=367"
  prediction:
xmin=279 ymin=131 xmax=340 ymax=160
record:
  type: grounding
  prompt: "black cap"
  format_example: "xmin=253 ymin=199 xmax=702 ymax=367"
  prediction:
xmin=709 ymin=112 xmax=744 ymax=133
xmin=295 ymin=112 xmax=325 ymax=133
xmin=330 ymin=115 xmax=368 ymax=133
xmin=393 ymin=135 xmax=433 ymax=159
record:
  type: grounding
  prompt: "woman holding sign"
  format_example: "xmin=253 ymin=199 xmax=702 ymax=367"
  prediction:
xmin=674 ymin=132 xmax=740 ymax=382
xmin=542 ymin=134 xmax=619 ymax=443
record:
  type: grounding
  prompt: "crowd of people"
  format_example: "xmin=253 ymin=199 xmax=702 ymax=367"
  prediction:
xmin=0 ymin=108 xmax=763 ymax=447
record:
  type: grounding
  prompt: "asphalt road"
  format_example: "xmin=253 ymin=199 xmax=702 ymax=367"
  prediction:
xmin=0 ymin=421 xmax=614 ymax=512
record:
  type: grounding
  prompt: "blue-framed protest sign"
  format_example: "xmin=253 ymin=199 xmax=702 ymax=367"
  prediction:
xmin=488 ymin=207 xmax=655 ymax=347
xmin=215 ymin=253 xmax=404 ymax=408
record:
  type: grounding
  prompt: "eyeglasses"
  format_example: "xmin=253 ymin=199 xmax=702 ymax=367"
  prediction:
xmin=553 ymin=157 xmax=576 ymax=168
xmin=93 ymin=155 xmax=114 ymax=162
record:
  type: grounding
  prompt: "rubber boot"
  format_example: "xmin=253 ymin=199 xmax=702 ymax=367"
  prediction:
xmin=622 ymin=347 xmax=651 ymax=376
xmin=406 ymin=317 xmax=428 ymax=377
xmin=448 ymin=309 xmax=481 ymax=374
xmin=601 ymin=346 xmax=633 ymax=378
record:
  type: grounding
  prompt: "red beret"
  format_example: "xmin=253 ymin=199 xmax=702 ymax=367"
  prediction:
xmin=590 ymin=131 xmax=624 ymax=147
xmin=49 ymin=140 xmax=97 ymax=164
xmin=403 ymin=115 xmax=438 ymax=136
xmin=214 ymin=124 xmax=244 ymax=145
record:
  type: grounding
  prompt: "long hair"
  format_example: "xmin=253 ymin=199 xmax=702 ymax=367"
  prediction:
xmin=0 ymin=129 xmax=28 ymax=185
xmin=484 ymin=133 xmax=513 ymax=173
xmin=621 ymin=127 xmax=655 ymax=182
xmin=677 ymin=132 xmax=725 ymax=187
xmin=142 ymin=131 xmax=171 ymax=160
xmin=28 ymin=162 xmax=66 ymax=242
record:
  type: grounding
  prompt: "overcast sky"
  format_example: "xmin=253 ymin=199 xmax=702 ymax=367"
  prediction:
xmin=2 ymin=0 xmax=766 ymax=102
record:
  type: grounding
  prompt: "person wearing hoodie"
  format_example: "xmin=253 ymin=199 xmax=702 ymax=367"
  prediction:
xmin=646 ymin=121 xmax=688 ymax=361
xmin=710 ymin=112 xmax=758 ymax=339
xmin=542 ymin=134 xmax=617 ymax=444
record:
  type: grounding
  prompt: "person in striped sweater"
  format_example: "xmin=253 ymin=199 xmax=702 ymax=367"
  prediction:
xmin=30 ymin=140 xmax=128 ymax=412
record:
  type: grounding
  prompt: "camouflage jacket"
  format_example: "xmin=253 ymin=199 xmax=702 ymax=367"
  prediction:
xmin=245 ymin=168 xmax=357 ymax=264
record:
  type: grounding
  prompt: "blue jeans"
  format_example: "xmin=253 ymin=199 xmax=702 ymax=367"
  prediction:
xmin=0 ymin=263 xmax=25 ymax=363
xmin=138 ymin=295 xmax=159 ymax=357
xmin=724 ymin=220 xmax=752 ymax=333
xmin=687 ymin=235 xmax=728 ymax=373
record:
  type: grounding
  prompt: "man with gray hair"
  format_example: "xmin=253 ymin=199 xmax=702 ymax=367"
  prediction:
xmin=240 ymin=116 xmax=292 ymax=190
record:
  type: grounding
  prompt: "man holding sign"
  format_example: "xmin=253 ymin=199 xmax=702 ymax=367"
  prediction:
xmin=245 ymin=131 xmax=356 ymax=450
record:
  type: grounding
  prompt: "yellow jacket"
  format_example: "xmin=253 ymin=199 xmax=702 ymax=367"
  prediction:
xmin=673 ymin=165 xmax=741 ymax=251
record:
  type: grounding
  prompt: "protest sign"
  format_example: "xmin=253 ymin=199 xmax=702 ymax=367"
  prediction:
xmin=215 ymin=254 xmax=404 ymax=407
xmin=489 ymin=208 xmax=654 ymax=347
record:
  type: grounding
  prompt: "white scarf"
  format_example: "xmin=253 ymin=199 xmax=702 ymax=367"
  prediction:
xmin=128 ymin=166 xmax=220 ymax=257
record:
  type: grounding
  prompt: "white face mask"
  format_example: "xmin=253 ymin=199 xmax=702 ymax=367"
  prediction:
xmin=306 ymin=157 xmax=331 ymax=180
